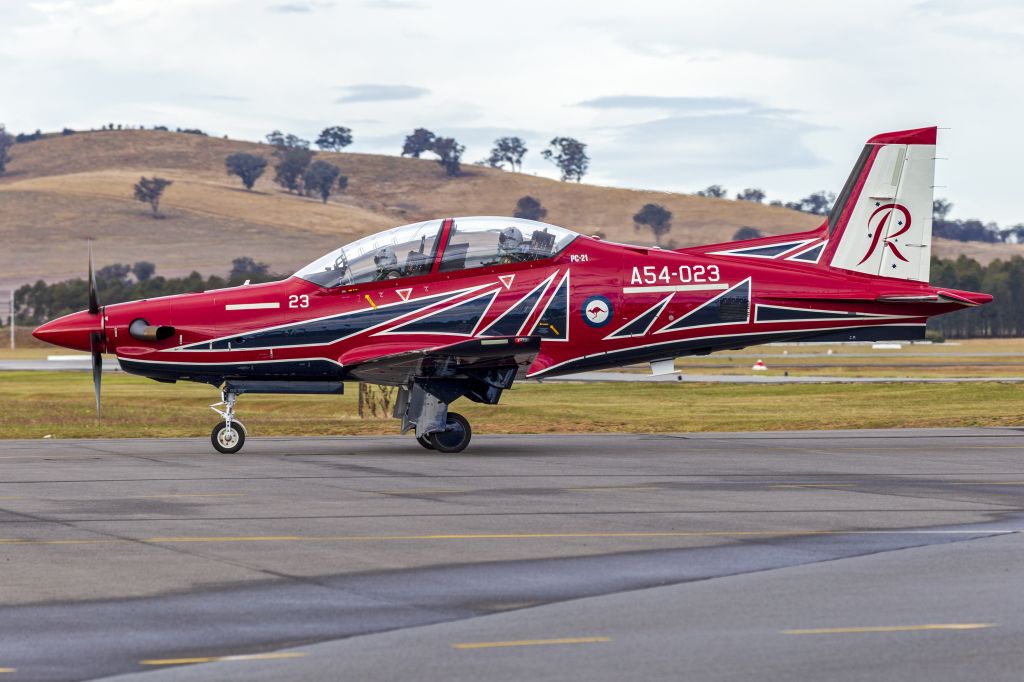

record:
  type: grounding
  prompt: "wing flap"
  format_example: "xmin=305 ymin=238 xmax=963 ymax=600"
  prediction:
xmin=344 ymin=336 xmax=541 ymax=385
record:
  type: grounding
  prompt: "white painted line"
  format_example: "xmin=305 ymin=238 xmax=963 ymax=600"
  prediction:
xmin=224 ymin=302 xmax=281 ymax=311
xmin=623 ymin=283 xmax=730 ymax=294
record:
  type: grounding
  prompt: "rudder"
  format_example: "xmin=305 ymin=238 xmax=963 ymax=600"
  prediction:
xmin=826 ymin=126 xmax=936 ymax=282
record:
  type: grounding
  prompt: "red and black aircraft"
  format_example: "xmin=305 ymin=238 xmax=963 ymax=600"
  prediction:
xmin=34 ymin=126 xmax=990 ymax=453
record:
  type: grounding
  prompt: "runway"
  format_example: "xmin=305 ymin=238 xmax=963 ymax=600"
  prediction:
xmin=1 ymin=429 xmax=1024 ymax=680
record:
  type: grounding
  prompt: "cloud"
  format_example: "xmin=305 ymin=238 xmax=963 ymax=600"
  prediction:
xmin=578 ymin=95 xmax=757 ymax=112
xmin=268 ymin=2 xmax=333 ymax=13
xmin=336 ymin=83 xmax=429 ymax=104
xmin=588 ymin=108 xmax=825 ymax=192
xmin=190 ymin=93 xmax=250 ymax=102
xmin=363 ymin=0 xmax=425 ymax=8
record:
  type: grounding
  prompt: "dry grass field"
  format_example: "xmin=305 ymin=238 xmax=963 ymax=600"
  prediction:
xmin=0 ymin=370 xmax=1021 ymax=440
xmin=2 ymin=130 xmax=1012 ymax=291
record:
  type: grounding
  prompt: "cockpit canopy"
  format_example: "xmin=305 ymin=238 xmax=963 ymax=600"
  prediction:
xmin=295 ymin=217 xmax=578 ymax=288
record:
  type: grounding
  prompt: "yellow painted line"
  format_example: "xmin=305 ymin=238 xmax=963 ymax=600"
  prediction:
xmin=453 ymin=636 xmax=610 ymax=649
xmin=783 ymin=623 xmax=995 ymax=635
xmin=0 ymin=529 xmax=1017 ymax=547
xmin=364 ymin=294 xmax=377 ymax=309
xmin=0 ymin=668 xmax=15 ymax=673
xmin=142 ymin=652 xmax=306 ymax=665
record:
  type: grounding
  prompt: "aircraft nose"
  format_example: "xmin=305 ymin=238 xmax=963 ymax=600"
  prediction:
xmin=33 ymin=310 xmax=101 ymax=352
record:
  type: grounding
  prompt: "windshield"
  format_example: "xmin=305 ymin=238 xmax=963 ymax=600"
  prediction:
xmin=439 ymin=217 xmax=577 ymax=272
xmin=295 ymin=220 xmax=443 ymax=287
xmin=295 ymin=217 xmax=578 ymax=287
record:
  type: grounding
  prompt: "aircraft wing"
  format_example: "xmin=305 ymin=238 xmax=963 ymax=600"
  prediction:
xmin=343 ymin=336 xmax=542 ymax=386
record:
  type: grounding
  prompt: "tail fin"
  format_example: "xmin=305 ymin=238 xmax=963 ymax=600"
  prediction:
xmin=826 ymin=126 xmax=936 ymax=282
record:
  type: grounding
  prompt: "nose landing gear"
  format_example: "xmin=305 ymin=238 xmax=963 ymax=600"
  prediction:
xmin=210 ymin=389 xmax=246 ymax=454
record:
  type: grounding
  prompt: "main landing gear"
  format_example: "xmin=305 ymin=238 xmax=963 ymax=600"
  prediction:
xmin=415 ymin=412 xmax=472 ymax=453
xmin=210 ymin=388 xmax=246 ymax=454
xmin=395 ymin=382 xmax=483 ymax=454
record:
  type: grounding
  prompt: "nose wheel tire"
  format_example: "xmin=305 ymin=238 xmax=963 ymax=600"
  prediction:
xmin=416 ymin=435 xmax=435 ymax=450
xmin=427 ymin=412 xmax=471 ymax=453
xmin=211 ymin=420 xmax=246 ymax=454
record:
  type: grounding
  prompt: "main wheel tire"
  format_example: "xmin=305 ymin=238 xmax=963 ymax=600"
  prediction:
xmin=416 ymin=435 xmax=435 ymax=450
xmin=427 ymin=412 xmax=472 ymax=453
xmin=211 ymin=420 xmax=246 ymax=454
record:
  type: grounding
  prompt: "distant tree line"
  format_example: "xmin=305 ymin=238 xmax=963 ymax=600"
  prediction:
xmin=6 ymin=122 xmax=1018 ymax=244
xmin=12 ymin=259 xmax=281 ymax=325
xmin=928 ymin=255 xmax=1024 ymax=338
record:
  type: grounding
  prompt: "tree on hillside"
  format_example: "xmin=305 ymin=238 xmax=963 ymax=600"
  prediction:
xmin=0 ymin=124 xmax=13 ymax=174
xmin=732 ymin=226 xmax=763 ymax=241
xmin=229 ymin=256 xmax=270 ymax=283
xmin=487 ymin=136 xmax=527 ymax=171
xmin=316 ymin=126 xmax=353 ymax=152
xmin=266 ymin=130 xmax=309 ymax=149
xmin=303 ymin=160 xmax=343 ymax=203
xmin=541 ymin=137 xmax=588 ymax=182
xmin=401 ymin=128 xmax=436 ymax=157
xmin=736 ymin=188 xmax=765 ymax=203
xmin=225 ymin=153 xmax=268 ymax=190
xmin=695 ymin=185 xmax=727 ymax=198
xmin=933 ymin=198 xmax=953 ymax=221
xmin=133 ymin=176 xmax=173 ymax=217
xmin=273 ymin=146 xmax=315 ymax=193
xmin=132 ymin=261 xmax=156 ymax=281
xmin=787 ymin=190 xmax=835 ymax=215
xmin=432 ymin=137 xmax=465 ymax=177
xmin=633 ymin=203 xmax=673 ymax=246
xmin=513 ymin=196 xmax=547 ymax=221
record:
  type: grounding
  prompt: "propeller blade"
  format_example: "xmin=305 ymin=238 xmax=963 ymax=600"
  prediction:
xmin=91 ymin=332 xmax=103 ymax=418
xmin=87 ymin=241 xmax=100 ymax=315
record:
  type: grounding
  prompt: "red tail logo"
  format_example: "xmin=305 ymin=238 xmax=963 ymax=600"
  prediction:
xmin=858 ymin=203 xmax=911 ymax=265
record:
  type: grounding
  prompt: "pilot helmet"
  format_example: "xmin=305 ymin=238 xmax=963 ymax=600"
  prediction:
xmin=374 ymin=246 xmax=398 ymax=268
xmin=498 ymin=226 xmax=524 ymax=251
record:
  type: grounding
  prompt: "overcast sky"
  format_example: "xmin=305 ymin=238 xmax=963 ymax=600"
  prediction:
xmin=2 ymin=0 xmax=1022 ymax=224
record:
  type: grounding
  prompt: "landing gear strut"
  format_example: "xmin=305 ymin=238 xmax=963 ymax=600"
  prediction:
xmin=210 ymin=389 xmax=246 ymax=454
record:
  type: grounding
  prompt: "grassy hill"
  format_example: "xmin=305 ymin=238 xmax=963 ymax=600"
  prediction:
xmin=0 ymin=130 xmax=1014 ymax=291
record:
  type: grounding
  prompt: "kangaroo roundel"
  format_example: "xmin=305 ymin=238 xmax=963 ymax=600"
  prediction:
xmin=582 ymin=295 xmax=613 ymax=327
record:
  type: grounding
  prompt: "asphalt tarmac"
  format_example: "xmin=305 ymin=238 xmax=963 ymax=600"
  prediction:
xmin=1 ymin=429 xmax=1023 ymax=681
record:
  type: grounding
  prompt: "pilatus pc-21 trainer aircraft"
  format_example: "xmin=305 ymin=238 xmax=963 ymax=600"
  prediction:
xmin=34 ymin=126 xmax=990 ymax=454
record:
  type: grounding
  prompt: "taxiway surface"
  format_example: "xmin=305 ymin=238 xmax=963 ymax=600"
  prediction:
xmin=0 ymin=429 xmax=1023 ymax=680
